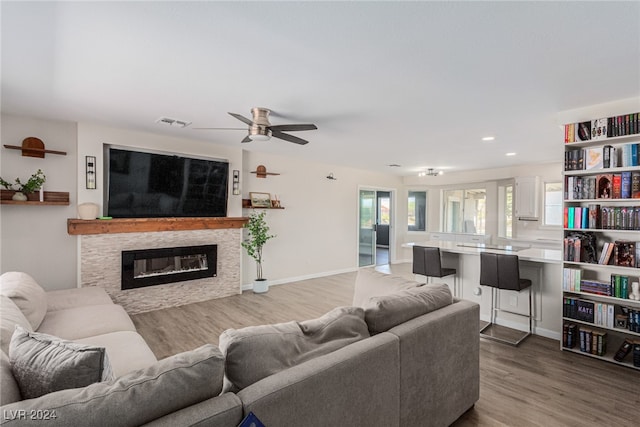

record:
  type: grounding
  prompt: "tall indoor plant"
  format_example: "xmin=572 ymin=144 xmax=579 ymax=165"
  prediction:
xmin=242 ymin=211 xmax=275 ymax=293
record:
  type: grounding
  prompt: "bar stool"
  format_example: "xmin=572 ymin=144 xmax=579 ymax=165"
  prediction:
xmin=479 ymin=252 xmax=532 ymax=346
xmin=412 ymin=246 xmax=459 ymax=296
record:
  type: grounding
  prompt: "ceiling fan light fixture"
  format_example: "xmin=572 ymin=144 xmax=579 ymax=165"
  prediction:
xmin=249 ymin=134 xmax=271 ymax=141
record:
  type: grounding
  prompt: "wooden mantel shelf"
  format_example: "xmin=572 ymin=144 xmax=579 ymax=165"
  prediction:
xmin=67 ymin=217 xmax=249 ymax=235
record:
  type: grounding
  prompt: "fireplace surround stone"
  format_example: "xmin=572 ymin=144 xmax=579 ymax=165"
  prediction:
xmin=79 ymin=228 xmax=242 ymax=314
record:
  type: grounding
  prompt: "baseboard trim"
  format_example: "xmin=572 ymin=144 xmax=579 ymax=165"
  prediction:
xmin=480 ymin=314 xmax=560 ymax=341
xmin=242 ymin=267 xmax=358 ymax=291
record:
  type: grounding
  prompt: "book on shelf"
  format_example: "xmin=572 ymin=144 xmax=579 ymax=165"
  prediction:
xmin=632 ymin=172 xmax=640 ymax=198
xmin=613 ymin=339 xmax=633 ymax=362
xmin=588 ymin=204 xmax=600 ymax=229
xmin=612 ymin=174 xmax=622 ymax=199
xmin=613 ymin=240 xmax=635 ymax=267
xmin=591 ymin=118 xmax=608 ymax=141
xmin=563 ymin=323 xmax=577 ymax=348
xmin=576 ymin=121 xmax=592 ymax=142
xmin=633 ymin=342 xmax=640 ymax=368
xmin=564 ymin=123 xmax=575 ymax=143
xmin=621 ymin=172 xmax=632 ymax=199
xmin=585 ymin=147 xmax=603 ymax=169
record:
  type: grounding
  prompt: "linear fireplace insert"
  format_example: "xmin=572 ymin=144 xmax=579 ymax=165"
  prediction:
xmin=121 ymin=244 xmax=217 ymax=290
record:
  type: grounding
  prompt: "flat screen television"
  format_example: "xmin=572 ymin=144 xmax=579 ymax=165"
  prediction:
xmin=105 ymin=147 xmax=229 ymax=218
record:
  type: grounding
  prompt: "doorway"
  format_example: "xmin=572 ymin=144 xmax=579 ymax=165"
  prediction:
xmin=358 ymin=188 xmax=394 ymax=267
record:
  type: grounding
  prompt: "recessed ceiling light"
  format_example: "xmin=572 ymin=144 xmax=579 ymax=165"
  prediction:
xmin=506 ymin=152 xmax=516 ymax=156
xmin=482 ymin=136 xmax=495 ymax=141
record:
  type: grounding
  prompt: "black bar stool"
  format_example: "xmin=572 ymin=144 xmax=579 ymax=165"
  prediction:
xmin=479 ymin=252 xmax=532 ymax=346
xmin=412 ymin=246 xmax=459 ymax=296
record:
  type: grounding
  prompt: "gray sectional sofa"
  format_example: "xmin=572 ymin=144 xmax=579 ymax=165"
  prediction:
xmin=0 ymin=269 xmax=479 ymax=426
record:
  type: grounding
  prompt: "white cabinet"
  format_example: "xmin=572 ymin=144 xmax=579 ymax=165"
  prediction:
xmin=515 ymin=176 xmax=539 ymax=219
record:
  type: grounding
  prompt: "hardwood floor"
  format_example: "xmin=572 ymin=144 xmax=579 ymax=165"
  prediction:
xmin=132 ymin=266 xmax=640 ymax=427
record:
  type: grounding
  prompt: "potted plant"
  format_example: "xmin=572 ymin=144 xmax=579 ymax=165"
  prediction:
xmin=0 ymin=169 xmax=46 ymax=201
xmin=241 ymin=210 xmax=275 ymax=293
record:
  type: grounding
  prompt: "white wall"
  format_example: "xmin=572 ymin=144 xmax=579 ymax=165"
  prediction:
xmin=76 ymin=122 xmax=244 ymax=217
xmin=0 ymin=114 xmax=78 ymax=290
xmin=241 ymin=150 xmax=403 ymax=286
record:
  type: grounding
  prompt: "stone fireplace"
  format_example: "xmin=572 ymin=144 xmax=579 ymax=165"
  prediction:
xmin=69 ymin=217 xmax=246 ymax=314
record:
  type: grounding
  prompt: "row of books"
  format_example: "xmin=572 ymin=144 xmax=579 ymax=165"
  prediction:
xmin=564 ymin=113 xmax=640 ymax=143
xmin=563 ymin=236 xmax=637 ymax=267
xmin=564 ymin=205 xmax=640 ymax=230
xmin=563 ymin=297 xmax=640 ymax=333
xmin=562 ymin=232 xmax=598 ymax=263
xmin=562 ymin=268 xmax=636 ymax=299
xmin=564 ymin=173 xmax=640 ymax=200
xmin=565 ymin=143 xmax=640 ymax=171
xmin=563 ymin=297 xmax=614 ymax=327
xmin=562 ymin=323 xmax=607 ymax=356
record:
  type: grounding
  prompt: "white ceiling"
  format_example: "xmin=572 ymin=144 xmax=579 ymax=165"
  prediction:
xmin=2 ymin=1 xmax=639 ymax=176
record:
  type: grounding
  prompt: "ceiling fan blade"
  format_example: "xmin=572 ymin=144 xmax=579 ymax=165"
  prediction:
xmin=271 ymin=130 xmax=309 ymax=145
xmin=192 ymin=127 xmax=246 ymax=130
xmin=268 ymin=124 xmax=317 ymax=132
xmin=241 ymin=135 xmax=252 ymax=143
xmin=228 ymin=112 xmax=254 ymax=126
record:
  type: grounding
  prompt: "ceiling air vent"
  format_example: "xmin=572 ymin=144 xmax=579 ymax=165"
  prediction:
xmin=155 ymin=117 xmax=192 ymax=128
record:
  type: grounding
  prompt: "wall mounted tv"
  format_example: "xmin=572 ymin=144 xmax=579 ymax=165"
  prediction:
xmin=105 ymin=147 xmax=229 ymax=218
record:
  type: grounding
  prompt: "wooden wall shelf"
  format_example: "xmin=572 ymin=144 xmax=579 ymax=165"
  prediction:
xmin=4 ymin=137 xmax=67 ymax=158
xmin=67 ymin=217 xmax=249 ymax=235
xmin=242 ymin=199 xmax=285 ymax=209
xmin=1 ymin=190 xmax=70 ymax=206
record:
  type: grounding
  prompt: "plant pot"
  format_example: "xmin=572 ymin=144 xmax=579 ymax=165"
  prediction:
xmin=253 ymin=279 xmax=269 ymax=294
xmin=11 ymin=192 xmax=27 ymax=201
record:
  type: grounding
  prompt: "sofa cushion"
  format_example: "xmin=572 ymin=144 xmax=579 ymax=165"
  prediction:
xmin=0 ymin=296 xmax=33 ymax=355
xmin=0 ymin=272 xmax=48 ymax=330
xmin=352 ymin=268 xmax=420 ymax=307
xmin=46 ymin=287 xmax=113 ymax=312
xmin=1 ymin=350 xmax=21 ymax=405
xmin=9 ymin=326 xmax=114 ymax=399
xmin=0 ymin=344 xmax=225 ymax=427
xmin=219 ymin=306 xmax=370 ymax=392
xmin=37 ymin=304 xmax=136 ymax=340
xmin=364 ymin=283 xmax=453 ymax=334
xmin=77 ymin=331 xmax=158 ymax=378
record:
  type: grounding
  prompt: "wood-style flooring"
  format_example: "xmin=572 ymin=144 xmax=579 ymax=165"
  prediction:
xmin=132 ymin=266 xmax=640 ymax=427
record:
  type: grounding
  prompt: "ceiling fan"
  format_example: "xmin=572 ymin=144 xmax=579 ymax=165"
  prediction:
xmin=195 ymin=107 xmax=317 ymax=145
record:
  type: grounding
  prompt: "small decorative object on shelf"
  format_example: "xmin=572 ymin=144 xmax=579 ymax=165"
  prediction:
xmin=562 ymin=109 xmax=640 ymax=370
xmin=249 ymin=192 xmax=271 ymax=208
xmin=3 ymin=137 xmax=67 ymax=158
xmin=271 ymin=195 xmax=281 ymax=208
xmin=0 ymin=169 xmax=46 ymax=201
xmin=250 ymin=165 xmax=280 ymax=178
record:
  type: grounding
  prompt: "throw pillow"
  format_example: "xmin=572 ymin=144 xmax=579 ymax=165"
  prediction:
xmin=219 ymin=306 xmax=370 ymax=392
xmin=0 ymin=296 xmax=33 ymax=355
xmin=9 ymin=326 xmax=114 ymax=399
xmin=364 ymin=283 xmax=453 ymax=334
xmin=0 ymin=344 xmax=225 ymax=427
xmin=0 ymin=272 xmax=48 ymax=330
xmin=0 ymin=350 xmax=21 ymax=405
xmin=352 ymin=268 xmax=420 ymax=307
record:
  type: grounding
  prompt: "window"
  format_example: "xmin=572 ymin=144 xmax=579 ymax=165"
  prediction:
xmin=378 ymin=196 xmax=390 ymax=225
xmin=408 ymin=191 xmax=426 ymax=231
xmin=443 ymin=188 xmax=486 ymax=234
xmin=498 ymin=183 xmax=513 ymax=238
xmin=544 ymin=182 xmax=563 ymax=226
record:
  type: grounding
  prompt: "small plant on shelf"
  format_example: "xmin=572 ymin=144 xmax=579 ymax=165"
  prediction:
xmin=0 ymin=169 xmax=46 ymax=194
